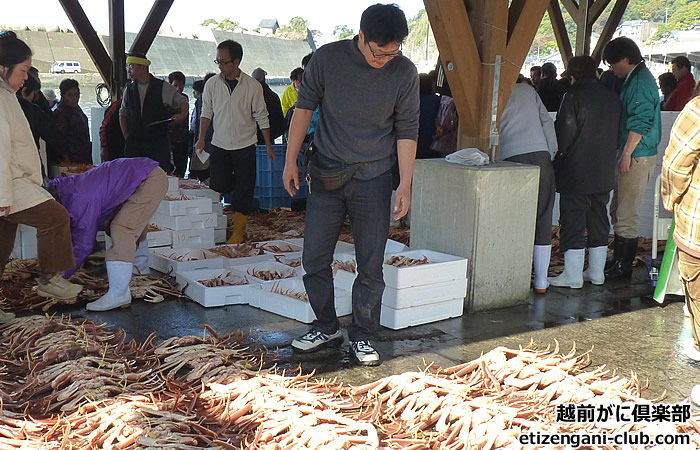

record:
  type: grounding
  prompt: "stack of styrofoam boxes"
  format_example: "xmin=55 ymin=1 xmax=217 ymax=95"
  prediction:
xmin=150 ymin=177 xmax=217 ymax=249
xmin=179 ymin=180 xmax=227 ymax=244
xmin=10 ymin=225 xmax=38 ymax=259
xmin=380 ymin=249 xmax=468 ymax=330
xmin=247 ymin=239 xmax=352 ymax=322
xmin=171 ymin=247 xmax=273 ymax=307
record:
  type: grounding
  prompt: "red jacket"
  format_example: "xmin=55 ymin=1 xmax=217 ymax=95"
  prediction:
xmin=664 ymin=72 xmax=696 ymax=111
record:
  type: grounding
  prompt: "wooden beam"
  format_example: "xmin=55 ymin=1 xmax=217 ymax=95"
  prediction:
xmin=504 ymin=0 xmax=551 ymax=100
xmin=574 ymin=0 xmax=592 ymax=55
xmin=109 ymin=0 xmax=126 ymax=100
xmin=463 ymin=0 xmax=508 ymax=153
xmin=507 ymin=0 xmax=527 ymax=41
xmin=591 ymin=0 xmax=630 ymax=65
xmin=57 ymin=0 xmax=112 ymax=86
xmin=425 ymin=0 xmax=481 ymax=135
xmin=589 ymin=0 xmax=613 ymax=24
xmin=560 ymin=0 xmax=579 ymax=18
xmin=548 ymin=0 xmax=574 ymax=66
xmin=128 ymin=0 xmax=174 ymax=55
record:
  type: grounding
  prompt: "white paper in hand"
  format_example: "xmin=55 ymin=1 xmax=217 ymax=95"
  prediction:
xmin=196 ymin=149 xmax=210 ymax=164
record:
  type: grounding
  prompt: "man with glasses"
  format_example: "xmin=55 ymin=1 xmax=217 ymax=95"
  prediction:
xmin=282 ymin=4 xmax=419 ymax=366
xmin=602 ymin=37 xmax=661 ymax=280
xmin=195 ymin=40 xmax=273 ymax=244
xmin=119 ymin=53 xmax=188 ymax=172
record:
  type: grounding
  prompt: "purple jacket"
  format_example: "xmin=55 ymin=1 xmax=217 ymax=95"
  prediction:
xmin=47 ymin=158 xmax=159 ymax=277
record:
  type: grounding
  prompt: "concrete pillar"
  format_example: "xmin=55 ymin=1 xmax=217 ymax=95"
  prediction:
xmin=91 ymin=106 xmax=107 ymax=164
xmin=410 ymin=160 xmax=539 ymax=312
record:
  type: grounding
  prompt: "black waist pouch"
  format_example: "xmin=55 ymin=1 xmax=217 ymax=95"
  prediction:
xmin=307 ymin=146 xmax=360 ymax=192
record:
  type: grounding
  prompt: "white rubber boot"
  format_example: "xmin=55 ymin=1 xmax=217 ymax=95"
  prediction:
xmin=583 ymin=246 xmax=607 ymax=285
xmin=548 ymin=249 xmax=584 ymax=289
xmin=691 ymin=385 xmax=700 ymax=406
xmin=533 ymin=245 xmax=551 ymax=293
xmin=87 ymin=261 xmax=132 ymax=311
xmin=133 ymin=240 xmax=149 ymax=275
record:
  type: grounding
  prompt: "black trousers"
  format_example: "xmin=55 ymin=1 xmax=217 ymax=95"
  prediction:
xmin=558 ymin=192 xmax=611 ymax=252
xmin=171 ymin=139 xmax=189 ymax=178
xmin=505 ymin=151 xmax=555 ymax=245
xmin=124 ymin=134 xmax=171 ymax=173
xmin=209 ymin=144 xmax=256 ymax=215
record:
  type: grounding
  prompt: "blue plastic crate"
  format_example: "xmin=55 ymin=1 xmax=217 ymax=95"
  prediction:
xmin=255 ymin=145 xmax=307 ymax=210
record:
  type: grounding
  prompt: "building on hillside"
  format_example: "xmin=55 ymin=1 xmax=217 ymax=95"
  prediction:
xmin=614 ymin=20 xmax=659 ymax=43
xmin=258 ymin=19 xmax=279 ymax=36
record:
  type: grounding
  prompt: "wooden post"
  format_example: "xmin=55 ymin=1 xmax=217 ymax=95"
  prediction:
xmin=548 ymin=0 xmax=573 ymax=66
xmin=591 ymin=0 xmax=631 ymax=65
xmin=109 ymin=0 xmax=126 ymax=101
xmin=129 ymin=0 xmax=174 ymax=55
xmin=574 ymin=0 xmax=592 ymax=56
xmin=426 ymin=0 xmax=549 ymax=157
xmin=57 ymin=0 xmax=112 ymax=88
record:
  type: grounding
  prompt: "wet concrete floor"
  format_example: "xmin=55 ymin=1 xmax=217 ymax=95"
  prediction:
xmin=56 ymin=266 xmax=698 ymax=403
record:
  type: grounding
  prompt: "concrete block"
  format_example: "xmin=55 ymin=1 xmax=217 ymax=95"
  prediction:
xmin=410 ymin=160 xmax=539 ymax=312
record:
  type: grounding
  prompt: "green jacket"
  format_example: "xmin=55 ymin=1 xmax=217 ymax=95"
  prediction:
xmin=619 ymin=62 xmax=661 ymax=158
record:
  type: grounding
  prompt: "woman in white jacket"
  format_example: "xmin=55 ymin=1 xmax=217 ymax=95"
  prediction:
xmin=0 ymin=31 xmax=82 ymax=319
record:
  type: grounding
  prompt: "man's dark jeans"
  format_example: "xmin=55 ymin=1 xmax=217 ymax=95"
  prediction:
xmin=302 ymin=171 xmax=392 ymax=341
xmin=124 ymin=134 xmax=171 ymax=173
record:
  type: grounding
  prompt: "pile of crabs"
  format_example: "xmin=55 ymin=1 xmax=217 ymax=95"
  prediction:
xmin=0 ymin=313 xmax=698 ymax=449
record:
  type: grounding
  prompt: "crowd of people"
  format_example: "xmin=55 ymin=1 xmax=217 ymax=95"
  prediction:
xmin=1 ymin=5 xmax=699 ymax=369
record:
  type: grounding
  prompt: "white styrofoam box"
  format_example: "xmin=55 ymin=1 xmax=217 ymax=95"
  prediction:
xmin=278 ymin=238 xmax=356 ymax=255
xmin=254 ymin=278 xmax=351 ymax=323
xmin=147 ymin=230 xmax=172 ymax=248
xmin=151 ymin=213 xmax=217 ymax=231
xmin=382 ymin=277 xmax=467 ymax=309
xmin=230 ymin=260 xmax=300 ymax=284
xmin=336 ymin=241 xmax=355 ymax=254
xmin=255 ymin=240 xmax=303 ymax=253
xmin=333 ymin=253 xmax=357 ymax=291
xmin=177 ymin=268 xmax=260 ymax=307
xmin=270 ymin=252 xmax=303 ymax=270
xmin=385 ymin=239 xmax=408 ymax=255
xmin=105 ymin=230 xmax=173 ymax=250
xmin=203 ymin=245 xmax=273 ymax=267
xmin=380 ymin=297 xmax=464 ymax=330
xmin=211 ymin=202 xmax=223 ymax=215
xmin=217 ymin=214 xmax=228 ymax=229
xmin=171 ymin=228 xmax=216 ymax=248
xmin=149 ymin=247 xmax=225 ymax=275
xmin=180 ymin=188 xmax=221 ymax=203
xmin=383 ymin=249 xmax=468 ymax=289
xmin=10 ymin=228 xmax=21 ymax=259
xmin=157 ymin=197 xmax=213 ymax=217
xmin=14 ymin=225 xmax=37 ymax=259
xmin=167 ymin=176 xmax=179 ymax=193
xmin=214 ymin=228 xmax=227 ymax=244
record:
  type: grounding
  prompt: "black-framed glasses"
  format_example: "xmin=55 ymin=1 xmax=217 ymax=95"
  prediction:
xmin=367 ymin=42 xmax=402 ymax=59
xmin=214 ymin=59 xmax=233 ymax=65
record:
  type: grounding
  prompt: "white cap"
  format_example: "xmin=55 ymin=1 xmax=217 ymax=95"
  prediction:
xmin=251 ymin=67 xmax=267 ymax=82
xmin=43 ymin=88 xmax=57 ymax=101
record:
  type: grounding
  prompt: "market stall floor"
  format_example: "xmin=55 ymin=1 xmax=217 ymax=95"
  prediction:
xmin=57 ymin=266 xmax=696 ymax=404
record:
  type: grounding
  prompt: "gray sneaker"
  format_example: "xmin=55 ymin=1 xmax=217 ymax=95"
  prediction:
xmin=291 ymin=329 xmax=343 ymax=353
xmin=350 ymin=340 xmax=380 ymax=366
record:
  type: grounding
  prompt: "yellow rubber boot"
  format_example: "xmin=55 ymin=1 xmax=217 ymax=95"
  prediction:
xmin=227 ymin=212 xmax=249 ymax=244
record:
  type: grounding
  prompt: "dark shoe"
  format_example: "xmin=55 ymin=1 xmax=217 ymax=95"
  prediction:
xmin=291 ymin=329 xmax=343 ymax=353
xmin=604 ymin=235 xmax=625 ymax=271
xmin=605 ymin=236 xmax=637 ymax=280
xmin=350 ymin=340 xmax=381 ymax=366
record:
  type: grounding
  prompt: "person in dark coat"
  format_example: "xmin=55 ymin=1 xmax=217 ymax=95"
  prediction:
xmin=251 ymin=67 xmax=284 ymax=144
xmin=17 ymin=73 xmax=57 ymax=152
xmin=548 ymin=56 xmax=622 ymax=289
xmin=50 ymin=78 xmax=92 ymax=164
xmin=99 ymin=98 xmax=124 ymax=161
xmin=536 ymin=62 xmax=563 ymax=112
xmin=417 ymin=72 xmax=441 ymax=159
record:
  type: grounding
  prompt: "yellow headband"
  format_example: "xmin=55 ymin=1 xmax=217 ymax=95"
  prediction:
xmin=126 ymin=55 xmax=151 ymax=66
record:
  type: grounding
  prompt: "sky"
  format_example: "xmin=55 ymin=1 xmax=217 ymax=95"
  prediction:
xmin=2 ymin=0 xmax=427 ymax=45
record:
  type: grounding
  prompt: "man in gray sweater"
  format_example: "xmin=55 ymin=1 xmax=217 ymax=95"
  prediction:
xmin=282 ymin=4 xmax=419 ymax=366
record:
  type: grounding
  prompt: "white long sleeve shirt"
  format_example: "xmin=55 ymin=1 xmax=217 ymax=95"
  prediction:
xmin=201 ymin=71 xmax=270 ymax=151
